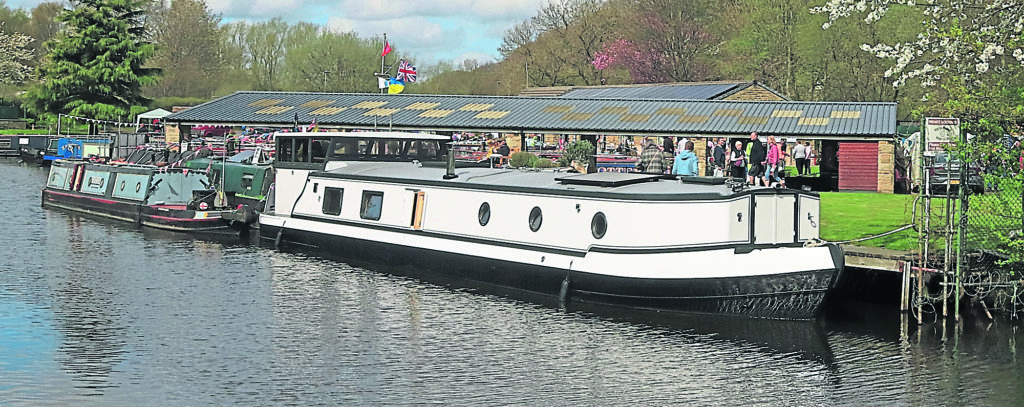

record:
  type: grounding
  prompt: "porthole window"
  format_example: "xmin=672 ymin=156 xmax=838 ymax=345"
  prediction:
xmin=528 ymin=206 xmax=543 ymax=232
xmin=478 ymin=202 xmax=491 ymax=226
xmin=591 ymin=212 xmax=607 ymax=239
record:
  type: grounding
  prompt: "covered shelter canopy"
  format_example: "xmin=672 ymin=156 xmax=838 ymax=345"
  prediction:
xmin=136 ymin=108 xmax=172 ymax=126
xmin=164 ymin=91 xmax=896 ymax=140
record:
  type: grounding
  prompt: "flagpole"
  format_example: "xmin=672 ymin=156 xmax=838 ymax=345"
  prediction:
xmin=381 ymin=33 xmax=387 ymax=95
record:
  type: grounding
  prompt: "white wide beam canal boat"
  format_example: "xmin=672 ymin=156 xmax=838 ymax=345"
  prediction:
xmin=260 ymin=131 xmax=843 ymax=320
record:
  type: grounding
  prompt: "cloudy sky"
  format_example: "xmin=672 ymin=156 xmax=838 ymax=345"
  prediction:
xmin=6 ymin=0 xmax=550 ymax=65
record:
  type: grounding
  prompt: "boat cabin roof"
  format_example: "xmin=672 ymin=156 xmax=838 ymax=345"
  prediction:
xmin=315 ymin=161 xmax=785 ymax=200
xmin=277 ymin=131 xmax=811 ymax=199
xmin=274 ymin=131 xmax=450 ymax=141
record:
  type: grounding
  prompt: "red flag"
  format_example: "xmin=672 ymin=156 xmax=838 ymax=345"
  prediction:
xmin=381 ymin=41 xmax=392 ymax=57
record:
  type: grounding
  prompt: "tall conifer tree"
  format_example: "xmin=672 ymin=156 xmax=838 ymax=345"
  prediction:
xmin=24 ymin=0 xmax=158 ymax=120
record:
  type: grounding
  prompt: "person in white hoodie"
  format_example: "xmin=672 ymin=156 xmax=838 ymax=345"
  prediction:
xmin=672 ymin=141 xmax=698 ymax=176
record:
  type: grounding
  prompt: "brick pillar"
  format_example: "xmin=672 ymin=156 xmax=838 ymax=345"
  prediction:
xmin=507 ymin=134 xmax=522 ymax=152
xmin=695 ymin=137 xmax=709 ymax=175
xmin=877 ymin=141 xmax=895 ymax=193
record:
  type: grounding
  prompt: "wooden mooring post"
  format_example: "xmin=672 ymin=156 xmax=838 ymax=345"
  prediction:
xmin=901 ymin=260 xmax=911 ymax=312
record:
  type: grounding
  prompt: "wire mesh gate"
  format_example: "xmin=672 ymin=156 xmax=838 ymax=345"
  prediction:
xmin=907 ymin=145 xmax=1024 ymax=323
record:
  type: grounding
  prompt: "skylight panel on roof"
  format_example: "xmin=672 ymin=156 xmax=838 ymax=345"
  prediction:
xmin=352 ymin=101 xmax=388 ymax=109
xmin=248 ymin=99 xmax=284 ymax=107
xmin=300 ymin=100 xmax=335 ymax=108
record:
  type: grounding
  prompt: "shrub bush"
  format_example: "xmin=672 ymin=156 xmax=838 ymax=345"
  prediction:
xmin=509 ymin=151 xmax=536 ymax=168
xmin=557 ymin=140 xmax=594 ymax=167
xmin=535 ymin=158 xmax=555 ymax=168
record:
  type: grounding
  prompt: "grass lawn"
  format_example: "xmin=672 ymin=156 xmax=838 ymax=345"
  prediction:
xmin=782 ymin=165 xmax=820 ymax=177
xmin=819 ymin=191 xmax=920 ymax=251
xmin=0 ymin=129 xmax=52 ymax=135
xmin=0 ymin=124 xmax=91 ymax=135
xmin=819 ymin=189 xmax=1020 ymax=254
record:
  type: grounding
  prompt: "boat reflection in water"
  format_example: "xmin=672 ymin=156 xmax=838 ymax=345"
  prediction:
xmin=6 ymin=158 xmax=1024 ymax=406
xmin=565 ymin=301 xmax=836 ymax=365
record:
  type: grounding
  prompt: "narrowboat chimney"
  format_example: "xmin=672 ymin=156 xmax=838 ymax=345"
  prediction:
xmin=444 ymin=149 xmax=458 ymax=179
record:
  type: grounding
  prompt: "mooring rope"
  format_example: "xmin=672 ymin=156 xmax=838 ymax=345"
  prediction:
xmin=834 ymin=224 xmax=916 ymax=244
xmin=803 ymin=223 xmax=916 ymax=247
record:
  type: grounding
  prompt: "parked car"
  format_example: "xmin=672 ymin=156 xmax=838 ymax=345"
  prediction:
xmin=928 ymin=152 xmax=985 ymax=194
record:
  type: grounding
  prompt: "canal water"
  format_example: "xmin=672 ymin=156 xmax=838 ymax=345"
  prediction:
xmin=2 ymin=159 xmax=1022 ymax=406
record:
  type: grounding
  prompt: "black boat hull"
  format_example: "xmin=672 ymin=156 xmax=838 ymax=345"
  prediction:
xmin=42 ymin=189 xmax=234 ymax=232
xmin=260 ymin=223 xmax=840 ymax=320
xmin=20 ymin=147 xmax=49 ymax=166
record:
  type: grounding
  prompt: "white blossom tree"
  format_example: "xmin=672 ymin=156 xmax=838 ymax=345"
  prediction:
xmin=816 ymin=2 xmax=1024 ymax=266
xmin=0 ymin=22 xmax=34 ymax=84
xmin=812 ymin=0 xmax=1024 ymax=88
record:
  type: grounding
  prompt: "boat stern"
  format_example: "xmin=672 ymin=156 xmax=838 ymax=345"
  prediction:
xmin=569 ymin=244 xmax=845 ymax=320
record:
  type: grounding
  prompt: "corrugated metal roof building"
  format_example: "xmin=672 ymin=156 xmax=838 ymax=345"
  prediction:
xmin=164 ymin=91 xmax=899 ymax=193
xmin=165 ymin=91 xmax=893 ymax=138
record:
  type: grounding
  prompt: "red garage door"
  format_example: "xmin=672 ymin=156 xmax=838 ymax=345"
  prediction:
xmin=838 ymin=142 xmax=878 ymax=191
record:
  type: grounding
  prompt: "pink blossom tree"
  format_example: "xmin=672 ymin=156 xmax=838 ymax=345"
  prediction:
xmin=591 ymin=39 xmax=667 ymax=83
xmin=591 ymin=12 xmax=716 ymax=83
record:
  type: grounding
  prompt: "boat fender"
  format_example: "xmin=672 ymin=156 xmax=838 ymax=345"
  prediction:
xmin=274 ymin=224 xmax=285 ymax=249
xmin=559 ymin=276 xmax=571 ymax=306
xmin=559 ymin=260 xmax=574 ymax=305
xmin=214 ymin=189 xmax=228 ymax=208
xmin=242 ymin=205 xmax=257 ymax=224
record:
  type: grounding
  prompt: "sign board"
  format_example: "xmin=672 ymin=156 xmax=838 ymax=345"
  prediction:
xmin=164 ymin=124 xmax=180 ymax=144
xmin=924 ymin=117 xmax=960 ymax=154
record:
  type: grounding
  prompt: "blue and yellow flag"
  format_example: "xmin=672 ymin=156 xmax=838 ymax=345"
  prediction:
xmin=387 ymin=78 xmax=405 ymax=94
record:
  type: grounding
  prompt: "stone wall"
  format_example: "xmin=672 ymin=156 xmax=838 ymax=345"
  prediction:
xmin=0 ymin=120 xmax=28 ymax=130
xmin=877 ymin=140 xmax=895 ymax=193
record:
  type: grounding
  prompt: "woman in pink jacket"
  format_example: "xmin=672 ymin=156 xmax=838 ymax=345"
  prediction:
xmin=762 ymin=136 xmax=786 ymax=188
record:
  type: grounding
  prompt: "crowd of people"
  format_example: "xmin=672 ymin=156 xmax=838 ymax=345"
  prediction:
xmin=634 ymin=132 xmax=813 ymax=187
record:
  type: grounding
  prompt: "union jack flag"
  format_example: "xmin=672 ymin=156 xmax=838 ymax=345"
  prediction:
xmin=397 ymin=60 xmax=417 ymax=83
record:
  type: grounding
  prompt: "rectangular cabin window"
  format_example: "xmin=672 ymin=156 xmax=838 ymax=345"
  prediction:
xmin=357 ymin=139 xmax=374 ymax=158
xmin=322 ymin=187 xmax=343 ymax=215
xmin=277 ymin=139 xmax=294 ymax=162
xmin=406 ymin=140 xmax=441 ymax=161
xmin=406 ymin=140 xmax=420 ymax=157
xmin=384 ymin=140 xmax=402 ymax=159
xmin=47 ymin=166 xmax=72 ymax=190
xmin=311 ymin=138 xmax=329 ymax=163
xmin=360 ymin=190 xmax=384 ymax=221
xmin=294 ymin=138 xmax=310 ymax=162
xmin=332 ymin=138 xmax=358 ymax=159
xmin=419 ymin=140 xmax=441 ymax=161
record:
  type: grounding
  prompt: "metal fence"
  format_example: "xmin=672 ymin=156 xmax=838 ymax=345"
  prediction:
xmin=909 ymin=153 xmax=1023 ymax=322
xmin=955 ymin=161 xmax=1024 ymax=317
